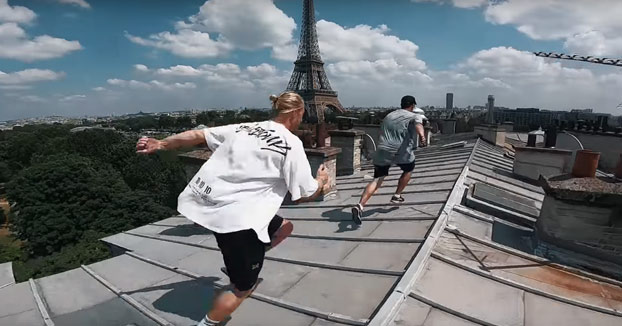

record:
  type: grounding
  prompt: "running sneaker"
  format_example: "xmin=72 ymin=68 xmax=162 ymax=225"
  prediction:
xmin=390 ymin=195 xmax=405 ymax=203
xmin=351 ymin=204 xmax=363 ymax=225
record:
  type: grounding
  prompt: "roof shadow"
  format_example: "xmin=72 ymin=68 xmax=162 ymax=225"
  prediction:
xmin=159 ymin=224 xmax=212 ymax=237
xmin=321 ymin=207 xmax=399 ymax=233
xmin=127 ymin=277 xmax=221 ymax=323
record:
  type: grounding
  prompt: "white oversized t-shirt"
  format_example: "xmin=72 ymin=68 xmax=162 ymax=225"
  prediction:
xmin=177 ymin=121 xmax=318 ymax=243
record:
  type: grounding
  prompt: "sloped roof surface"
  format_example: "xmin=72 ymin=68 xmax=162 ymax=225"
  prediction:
xmin=1 ymin=137 xmax=621 ymax=326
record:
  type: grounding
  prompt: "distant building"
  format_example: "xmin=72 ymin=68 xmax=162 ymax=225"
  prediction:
xmin=571 ymin=108 xmax=593 ymax=113
xmin=495 ymin=108 xmax=560 ymax=131
xmin=446 ymin=93 xmax=453 ymax=110
xmin=486 ymin=95 xmax=495 ymax=124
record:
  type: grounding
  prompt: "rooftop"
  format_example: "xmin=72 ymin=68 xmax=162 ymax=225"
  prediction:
xmin=1 ymin=136 xmax=621 ymax=326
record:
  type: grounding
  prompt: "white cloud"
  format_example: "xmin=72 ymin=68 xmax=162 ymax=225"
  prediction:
xmin=125 ymin=29 xmax=233 ymax=58
xmin=0 ymin=84 xmax=31 ymax=90
xmin=0 ymin=69 xmax=65 ymax=84
xmin=155 ymin=65 xmax=203 ymax=77
xmin=271 ymin=42 xmax=298 ymax=61
xmin=426 ymin=47 xmax=622 ymax=111
xmin=317 ymin=22 xmax=423 ymax=66
xmin=0 ymin=0 xmax=36 ymax=24
xmin=127 ymin=0 xmax=295 ymax=58
xmin=57 ymin=0 xmax=91 ymax=9
xmin=134 ymin=64 xmax=149 ymax=72
xmin=418 ymin=1 xmax=622 ymax=56
xmin=563 ymin=31 xmax=622 ymax=57
xmin=20 ymin=95 xmax=44 ymax=102
xmin=107 ymin=78 xmax=197 ymax=91
xmin=0 ymin=23 xmax=82 ymax=61
xmin=60 ymin=94 xmax=86 ymax=102
xmin=92 ymin=86 xmax=106 ymax=91
xmin=412 ymin=0 xmax=487 ymax=9
xmin=184 ymin=0 xmax=295 ymax=50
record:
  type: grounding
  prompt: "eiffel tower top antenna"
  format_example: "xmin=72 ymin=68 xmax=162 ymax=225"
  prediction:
xmin=296 ymin=0 xmax=322 ymax=63
xmin=286 ymin=0 xmax=344 ymax=127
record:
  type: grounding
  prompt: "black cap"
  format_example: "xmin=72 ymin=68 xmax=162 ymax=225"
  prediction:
xmin=401 ymin=95 xmax=416 ymax=109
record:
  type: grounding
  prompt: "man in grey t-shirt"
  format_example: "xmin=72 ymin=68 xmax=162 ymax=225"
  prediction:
xmin=351 ymin=95 xmax=427 ymax=224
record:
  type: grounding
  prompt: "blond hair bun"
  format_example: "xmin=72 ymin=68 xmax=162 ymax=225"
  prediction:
xmin=270 ymin=92 xmax=304 ymax=114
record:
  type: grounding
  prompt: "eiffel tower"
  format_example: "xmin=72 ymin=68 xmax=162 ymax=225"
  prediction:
xmin=286 ymin=0 xmax=344 ymax=124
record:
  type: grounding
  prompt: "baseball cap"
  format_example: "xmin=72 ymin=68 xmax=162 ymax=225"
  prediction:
xmin=400 ymin=95 xmax=417 ymax=109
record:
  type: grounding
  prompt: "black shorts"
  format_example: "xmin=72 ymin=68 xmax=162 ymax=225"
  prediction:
xmin=373 ymin=161 xmax=416 ymax=178
xmin=214 ymin=215 xmax=283 ymax=291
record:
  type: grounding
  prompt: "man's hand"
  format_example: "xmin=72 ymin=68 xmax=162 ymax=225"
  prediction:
xmin=316 ymin=164 xmax=329 ymax=184
xmin=419 ymin=137 xmax=428 ymax=148
xmin=136 ymin=137 xmax=165 ymax=155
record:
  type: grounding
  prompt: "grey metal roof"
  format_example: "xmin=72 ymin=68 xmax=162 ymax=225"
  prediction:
xmin=377 ymin=139 xmax=622 ymax=326
xmin=0 ymin=262 xmax=14 ymax=289
xmin=2 ymin=137 xmax=621 ymax=326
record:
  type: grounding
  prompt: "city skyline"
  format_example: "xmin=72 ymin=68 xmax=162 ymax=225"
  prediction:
xmin=1 ymin=0 xmax=622 ymax=121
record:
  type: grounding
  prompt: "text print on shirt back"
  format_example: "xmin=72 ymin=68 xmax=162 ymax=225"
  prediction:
xmin=189 ymin=176 xmax=214 ymax=203
xmin=235 ymin=124 xmax=291 ymax=156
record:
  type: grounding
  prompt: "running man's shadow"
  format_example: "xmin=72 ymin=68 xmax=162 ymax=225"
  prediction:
xmin=321 ymin=207 xmax=399 ymax=233
xmin=126 ymin=276 xmax=226 ymax=325
xmin=159 ymin=223 xmax=211 ymax=237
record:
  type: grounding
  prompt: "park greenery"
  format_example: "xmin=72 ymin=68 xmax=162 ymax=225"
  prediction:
xmin=0 ymin=120 xmax=190 ymax=281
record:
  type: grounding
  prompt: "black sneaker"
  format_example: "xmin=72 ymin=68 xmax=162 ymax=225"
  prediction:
xmin=351 ymin=204 xmax=363 ymax=225
xmin=390 ymin=195 xmax=405 ymax=204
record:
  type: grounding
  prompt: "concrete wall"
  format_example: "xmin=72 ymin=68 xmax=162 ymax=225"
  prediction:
xmin=474 ymin=125 xmax=506 ymax=147
xmin=556 ymin=132 xmax=622 ymax=173
xmin=329 ymin=130 xmax=364 ymax=176
xmin=513 ymin=147 xmax=572 ymax=181
xmin=305 ymin=148 xmax=340 ymax=201
xmin=354 ymin=124 xmax=381 ymax=158
xmin=536 ymin=195 xmax=622 ymax=270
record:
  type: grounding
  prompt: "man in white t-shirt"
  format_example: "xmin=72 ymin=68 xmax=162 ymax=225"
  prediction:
xmin=136 ymin=92 xmax=328 ymax=326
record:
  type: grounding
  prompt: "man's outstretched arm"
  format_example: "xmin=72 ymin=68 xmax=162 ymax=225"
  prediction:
xmin=136 ymin=130 xmax=206 ymax=154
xmin=292 ymin=165 xmax=329 ymax=204
xmin=415 ymin=123 xmax=427 ymax=147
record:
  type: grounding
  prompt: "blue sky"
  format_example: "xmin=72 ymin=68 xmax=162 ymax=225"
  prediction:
xmin=1 ymin=0 xmax=621 ymax=120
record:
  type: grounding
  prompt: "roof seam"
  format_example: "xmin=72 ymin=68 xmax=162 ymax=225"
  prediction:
xmin=28 ymin=278 xmax=54 ymax=326
xmin=408 ymin=292 xmax=495 ymax=326
xmin=125 ymin=252 xmax=367 ymax=326
xmin=366 ymin=139 xmax=480 ymax=326
xmin=122 ymin=231 xmax=404 ymax=276
xmin=80 ymin=265 xmax=174 ymax=326
xmin=444 ymin=228 xmax=622 ymax=288
xmin=284 ymin=200 xmax=448 ymax=210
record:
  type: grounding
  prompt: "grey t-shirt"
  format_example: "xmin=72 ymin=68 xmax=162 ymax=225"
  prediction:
xmin=373 ymin=109 xmax=424 ymax=166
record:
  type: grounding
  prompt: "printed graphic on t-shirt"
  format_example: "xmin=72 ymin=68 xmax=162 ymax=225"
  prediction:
xmin=235 ymin=124 xmax=291 ymax=156
xmin=189 ymin=176 xmax=214 ymax=203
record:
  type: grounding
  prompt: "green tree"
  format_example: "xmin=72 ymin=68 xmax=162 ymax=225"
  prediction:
xmin=176 ymin=116 xmax=193 ymax=129
xmin=6 ymin=154 xmax=175 ymax=256
xmin=11 ymin=231 xmax=111 ymax=282
xmin=196 ymin=112 xmax=210 ymax=125
xmin=158 ymin=115 xmax=176 ymax=130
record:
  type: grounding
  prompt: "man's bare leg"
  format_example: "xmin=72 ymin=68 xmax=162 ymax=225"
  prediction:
xmin=360 ymin=177 xmax=385 ymax=207
xmin=395 ymin=171 xmax=411 ymax=196
xmin=351 ymin=177 xmax=385 ymax=224
xmin=198 ymin=287 xmax=254 ymax=325
xmin=268 ymin=219 xmax=293 ymax=249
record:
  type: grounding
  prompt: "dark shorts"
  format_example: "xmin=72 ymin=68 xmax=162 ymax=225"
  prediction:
xmin=214 ymin=215 xmax=283 ymax=291
xmin=373 ymin=161 xmax=416 ymax=179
